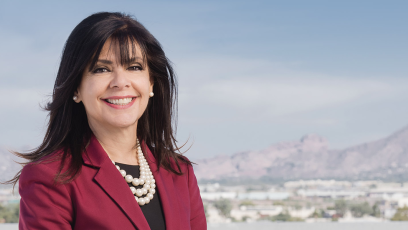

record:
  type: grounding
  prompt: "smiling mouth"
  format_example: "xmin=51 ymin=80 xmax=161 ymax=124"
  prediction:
xmin=104 ymin=97 xmax=135 ymax=105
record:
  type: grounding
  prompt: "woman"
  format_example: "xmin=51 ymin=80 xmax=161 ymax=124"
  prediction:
xmin=9 ymin=12 xmax=206 ymax=230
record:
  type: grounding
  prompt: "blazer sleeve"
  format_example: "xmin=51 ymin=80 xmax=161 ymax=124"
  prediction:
xmin=187 ymin=164 xmax=207 ymax=230
xmin=19 ymin=163 xmax=73 ymax=230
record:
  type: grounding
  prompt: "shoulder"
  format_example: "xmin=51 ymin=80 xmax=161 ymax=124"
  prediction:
xmin=168 ymin=155 xmax=199 ymax=188
xmin=19 ymin=152 xmax=75 ymax=229
xmin=169 ymin=154 xmax=195 ymax=175
xmin=19 ymin=150 xmax=67 ymax=187
xmin=144 ymin=142 xmax=194 ymax=175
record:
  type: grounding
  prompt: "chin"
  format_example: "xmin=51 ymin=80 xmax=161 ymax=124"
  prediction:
xmin=104 ymin=116 xmax=138 ymax=128
xmin=111 ymin=120 xmax=138 ymax=128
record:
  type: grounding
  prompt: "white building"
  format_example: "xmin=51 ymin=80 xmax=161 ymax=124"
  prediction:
xmin=200 ymin=192 xmax=236 ymax=200
xmin=230 ymin=205 xmax=284 ymax=221
xmin=288 ymin=207 xmax=316 ymax=219
xmin=297 ymin=189 xmax=365 ymax=199
xmin=237 ymin=192 xmax=291 ymax=200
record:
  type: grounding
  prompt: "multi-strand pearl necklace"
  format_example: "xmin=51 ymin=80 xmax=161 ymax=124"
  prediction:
xmin=110 ymin=139 xmax=156 ymax=206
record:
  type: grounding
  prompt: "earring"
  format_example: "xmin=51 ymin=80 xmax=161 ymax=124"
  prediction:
xmin=149 ymin=92 xmax=154 ymax=97
xmin=73 ymin=95 xmax=78 ymax=101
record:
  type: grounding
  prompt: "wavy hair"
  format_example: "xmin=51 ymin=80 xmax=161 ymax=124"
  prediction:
xmin=5 ymin=12 xmax=190 ymax=187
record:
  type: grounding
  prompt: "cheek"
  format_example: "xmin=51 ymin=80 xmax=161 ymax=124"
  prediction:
xmin=132 ymin=77 xmax=151 ymax=96
xmin=79 ymin=81 xmax=103 ymax=109
xmin=134 ymin=80 xmax=151 ymax=111
xmin=84 ymin=78 xmax=103 ymax=96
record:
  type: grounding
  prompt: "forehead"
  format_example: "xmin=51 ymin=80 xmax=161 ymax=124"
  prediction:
xmin=87 ymin=34 xmax=148 ymax=71
xmin=99 ymin=38 xmax=144 ymax=60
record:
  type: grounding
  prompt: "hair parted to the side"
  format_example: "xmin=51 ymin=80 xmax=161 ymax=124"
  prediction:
xmin=4 ymin=12 xmax=191 ymax=187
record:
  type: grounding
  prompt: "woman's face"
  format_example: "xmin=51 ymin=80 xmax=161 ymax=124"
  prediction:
xmin=75 ymin=39 xmax=153 ymax=131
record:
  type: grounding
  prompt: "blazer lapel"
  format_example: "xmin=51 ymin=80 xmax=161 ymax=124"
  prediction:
xmin=83 ymin=136 xmax=151 ymax=230
xmin=144 ymin=144 xmax=181 ymax=230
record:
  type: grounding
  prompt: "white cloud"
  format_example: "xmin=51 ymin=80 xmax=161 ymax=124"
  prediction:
xmin=176 ymin=56 xmax=407 ymax=123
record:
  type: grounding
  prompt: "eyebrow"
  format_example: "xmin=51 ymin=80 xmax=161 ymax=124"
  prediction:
xmin=97 ymin=59 xmax=113 ymax=65
xmin=96 ymin=57 xmax=144 ymax=65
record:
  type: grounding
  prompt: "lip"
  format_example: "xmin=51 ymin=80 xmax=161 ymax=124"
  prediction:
xmin=101 ymin=96 xmax=137 ymax=109
xmin=101 ymin=95 xmax=137 ymax=100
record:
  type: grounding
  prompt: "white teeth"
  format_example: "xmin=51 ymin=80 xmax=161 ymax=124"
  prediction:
xmin=106 ymin=98 xmax=133 ymax=105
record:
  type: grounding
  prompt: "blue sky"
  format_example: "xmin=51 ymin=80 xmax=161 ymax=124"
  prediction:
xmin=0 ymin=1 xmax=407 ymax=159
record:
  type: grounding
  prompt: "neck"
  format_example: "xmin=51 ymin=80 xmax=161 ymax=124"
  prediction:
xmin=89 ymin=120 xmax=139 ymax=165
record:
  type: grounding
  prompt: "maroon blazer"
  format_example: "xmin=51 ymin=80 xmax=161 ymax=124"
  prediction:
xmin=19 ymin=136 xmax=207 ymax=230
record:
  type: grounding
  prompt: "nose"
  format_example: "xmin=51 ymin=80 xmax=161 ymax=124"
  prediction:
xmin=109 ymin=68 xmax=130 ymax=89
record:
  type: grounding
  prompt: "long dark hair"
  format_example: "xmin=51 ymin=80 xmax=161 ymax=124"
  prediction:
xmin=5 ymin=12 xmax=190 ymax=187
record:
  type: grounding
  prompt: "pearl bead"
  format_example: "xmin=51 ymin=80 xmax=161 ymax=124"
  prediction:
xmin=136 ymin=189 xmax=143 ymax=197
xmin=132 ymin=178 xmax=140 ymax=186
xmin=144 ymin=197 xmax=150 ymax=204
xmin=151 ymin=179 xmax=156 ymax=184
xmin=125 ymin=175 xmax=133 ymax=183
xmin=109 ymin=138 xmax=155 ymax=206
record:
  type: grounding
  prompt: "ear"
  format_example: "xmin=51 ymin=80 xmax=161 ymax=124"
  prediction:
xmin=149 ymin=78 xmax=154 ymax=93
xmin=149 ymin=84 xmax=154 ymax=93
xmin=73 ymin=90 xmax=81 ymax=103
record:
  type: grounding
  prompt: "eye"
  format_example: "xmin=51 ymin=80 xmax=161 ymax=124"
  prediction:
xmin=92 ymin=67 xmax=109 ymax=73
xmin=128 ymin=65 xmax=143 ymax=71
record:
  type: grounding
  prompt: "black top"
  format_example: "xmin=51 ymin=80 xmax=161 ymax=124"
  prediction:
xmin=115 ymin=162 xmax=166 ymax=230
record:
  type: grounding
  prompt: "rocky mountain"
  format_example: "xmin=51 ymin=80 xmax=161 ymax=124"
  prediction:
xmin=2 ymin=126 xmax=408 ymax=184
xmin=194 ymin=126 xmax=408 ymax=182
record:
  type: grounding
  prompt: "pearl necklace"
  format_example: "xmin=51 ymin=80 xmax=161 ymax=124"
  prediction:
xmin=110 ymin=139 xmax=156 ymax=206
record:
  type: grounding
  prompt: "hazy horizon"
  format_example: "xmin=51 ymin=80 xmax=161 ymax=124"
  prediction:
xmin=1 ymin=1 xmax=407 ymax=160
